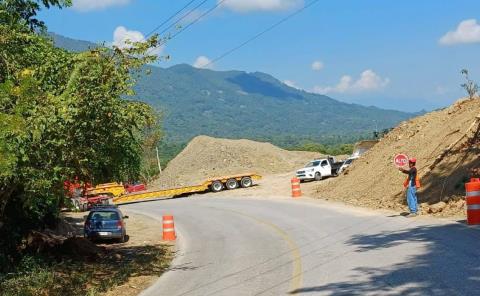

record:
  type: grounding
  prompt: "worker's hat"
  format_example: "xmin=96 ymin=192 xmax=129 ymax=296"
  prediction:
xmin=409 ymin=158 xmax=417 ymax=163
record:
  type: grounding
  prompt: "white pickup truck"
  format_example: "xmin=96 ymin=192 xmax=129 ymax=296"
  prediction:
xmin=296 ymin=157 xmax=344 ymax=181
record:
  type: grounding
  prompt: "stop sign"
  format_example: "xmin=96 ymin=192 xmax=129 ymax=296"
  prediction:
xmin=394 ymin=154 xmax=409 ymax=167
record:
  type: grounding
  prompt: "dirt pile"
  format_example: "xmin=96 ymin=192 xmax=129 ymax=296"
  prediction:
xmin=152 ymin=136 xmax=322 ymax=188
xmin=315 ymin=98 xmax=480 ymax=217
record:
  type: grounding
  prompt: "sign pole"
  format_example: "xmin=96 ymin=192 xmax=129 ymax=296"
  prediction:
xmin=156 ymin=146 xmax=162 ymax=174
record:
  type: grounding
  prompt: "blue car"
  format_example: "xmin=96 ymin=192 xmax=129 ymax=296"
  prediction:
xmin=84 ymin=206 xmax=128 ymax=243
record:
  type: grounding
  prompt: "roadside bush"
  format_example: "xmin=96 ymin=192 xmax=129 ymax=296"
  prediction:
xmin=0 ymin=6 xmax=162 ymax=267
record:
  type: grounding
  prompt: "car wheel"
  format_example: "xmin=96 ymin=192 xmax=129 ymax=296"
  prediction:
xmin=240 ymin=177 xmax=252 ymax=188
xmin=314 ymin=172 xmax=322 ymax=181
xmin=210 ymin=180 xmax=223 ymax=192
xmin=119 ymin=235 xmax=126 ymax=243
xmin=225 ymin=179 xmax=239 ymax=190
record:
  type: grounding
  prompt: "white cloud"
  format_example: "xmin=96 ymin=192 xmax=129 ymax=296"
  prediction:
xmin=112 ymin=26 xmax=163 ymax=55
xmin=219 ymin=0 xmax=303 ymax=13
xmin=439 ymin=19 xmax=480 ymax=45
xmin=193 ymin=56 xmax=213 ymax=69
xmin=284 ymin=80 xmax=300 ymax=89
xmin=311 ymin=61 xmax=324 ymax=71
xmin=72 ymin=0 xmax=131 ymax=11
xmin=313 ymin=69 xmax=389 ymax=94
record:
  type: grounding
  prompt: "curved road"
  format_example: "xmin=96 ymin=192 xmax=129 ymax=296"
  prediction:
xmin=125 ymin=195 xmax=480 ymax=296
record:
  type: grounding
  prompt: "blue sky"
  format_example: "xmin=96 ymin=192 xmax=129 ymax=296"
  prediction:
xmin=40 ymin=0 xmax=480 ymax=112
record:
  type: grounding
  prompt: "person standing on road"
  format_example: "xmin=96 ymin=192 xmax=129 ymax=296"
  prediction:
xmin=399 ymin=158 xmax=420 ymax=217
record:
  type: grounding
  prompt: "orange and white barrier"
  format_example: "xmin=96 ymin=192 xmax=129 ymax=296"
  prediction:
xmin=465 ymin=178 xmax=480 ymax=225
xmin=291 ymin=177 xmax=302 ymax=198
xmin=162 ymin=215 xmax=176 ymax=241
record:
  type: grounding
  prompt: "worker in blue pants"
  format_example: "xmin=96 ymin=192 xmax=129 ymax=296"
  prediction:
xmin=399 ymin=158 xmax=420 ymax=217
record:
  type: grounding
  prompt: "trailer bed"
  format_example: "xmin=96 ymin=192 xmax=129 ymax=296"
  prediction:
xmin=113 ymin=173 xmax=262 ymax=204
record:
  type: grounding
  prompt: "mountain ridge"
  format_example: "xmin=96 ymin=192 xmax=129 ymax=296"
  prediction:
xmin=50 ymin=33 xmax=414 ymax=146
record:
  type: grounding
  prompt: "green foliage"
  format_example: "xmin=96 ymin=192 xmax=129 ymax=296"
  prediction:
xmin=134 ymin=64 xmax=411 ymax=146
xmin=0 ymin=244 xmax=170 ymax=296
xmin=0 ymin=0 xmax=71 ymax=30
xmin=0 ymin=23 xmax=162 ymax=265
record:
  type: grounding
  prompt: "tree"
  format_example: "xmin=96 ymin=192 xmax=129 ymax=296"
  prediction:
xmin=0 ymin=0 xmax=71 ymax=30
xmin=461 ymin=69 xmax=478 ymax=100
xmin=0 ymin=22 xmax=162 ymax=265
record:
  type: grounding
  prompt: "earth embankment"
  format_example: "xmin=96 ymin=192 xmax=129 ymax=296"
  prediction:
xmin=315 ymin=98 xmax=480 ymax=217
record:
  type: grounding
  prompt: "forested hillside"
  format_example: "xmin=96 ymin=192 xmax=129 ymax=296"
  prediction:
xmin=51 ymin=34 xmax=414 ymax=148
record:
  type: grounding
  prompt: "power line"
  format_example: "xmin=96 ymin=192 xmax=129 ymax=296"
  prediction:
xmin=157 ymin=0 xmax=211 ymax=38
xmin=204 ymin=0 xmax=322 ymax=68
xmin=159 ymin=0 xmax=228 ymax=46
xmin=143 ymin=0 xmax=211 ymax=56
xmin=144 ymin=0 xmax=200 ymax=38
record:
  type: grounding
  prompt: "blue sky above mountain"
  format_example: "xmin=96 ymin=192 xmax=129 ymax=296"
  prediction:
xmin=39 ymin=0 xmax=480 ymax=112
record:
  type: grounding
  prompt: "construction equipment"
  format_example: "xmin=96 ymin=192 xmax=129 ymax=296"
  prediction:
xmin=110 ymin=173 xmax=262 ymax=205
xmin=85 ymin=182 xmax=126 ymax=197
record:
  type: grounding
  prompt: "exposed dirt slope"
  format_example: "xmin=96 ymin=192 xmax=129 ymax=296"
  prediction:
xmin=152 ymin=136 xmax=322 ymax=189
xmin=315 ymin=98 xmax=480 ymax=217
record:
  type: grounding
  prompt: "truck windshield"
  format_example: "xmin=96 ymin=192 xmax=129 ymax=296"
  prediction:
xmin=306 ymin=161 xmax=321 ymax=167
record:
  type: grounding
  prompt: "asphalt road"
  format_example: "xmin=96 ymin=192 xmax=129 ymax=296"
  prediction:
xmin=126 ymin=195 xmax=480 ymax=296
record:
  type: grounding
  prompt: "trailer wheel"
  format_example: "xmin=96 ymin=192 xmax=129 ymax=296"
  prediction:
xmin=314 ymin=172 xmax=322 ymax=181
xmin=240 ymin=177 xmax=253 ymax=188
xmin=226 ymin=179 xmax=239 ymax=190
xmin=210 ymin=180 xmax=224 ymax=192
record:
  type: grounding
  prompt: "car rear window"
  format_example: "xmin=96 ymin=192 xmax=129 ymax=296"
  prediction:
xmin=89 ymin=211 xmax=120 ymax=221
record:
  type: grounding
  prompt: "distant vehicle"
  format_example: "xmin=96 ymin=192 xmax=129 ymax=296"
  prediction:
xmin=338 ymin=156 xmax=359 ymax=174
xmin=84 ymin=206 xmax=128 ymax=243
xmin=125 ymin=182 xmax=146 ymax=193
xmin=72 ymin=192 xmax=113 ymax=212
xmin=296 ymin=157 xmax=343 ymax=181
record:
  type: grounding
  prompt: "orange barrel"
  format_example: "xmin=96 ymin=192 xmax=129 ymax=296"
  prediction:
xmin=465 ymin=178 xmax=480 ymax=225
xmin=291 ymin=177 xmax=302 ymax=198
xmin=162 ymin=214 xmax=176 ymax=241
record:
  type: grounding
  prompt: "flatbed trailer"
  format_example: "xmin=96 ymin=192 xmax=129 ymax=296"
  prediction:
xmin=113 ymin=173 xmax=262 ymax=204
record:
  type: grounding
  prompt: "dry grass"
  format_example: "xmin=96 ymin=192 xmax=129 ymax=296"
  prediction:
xmin=0 ymin=212 xmax=173 ymax=296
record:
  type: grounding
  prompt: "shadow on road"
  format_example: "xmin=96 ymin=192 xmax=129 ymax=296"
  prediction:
xmin=290 ymin=223 xmax=480 ymax=295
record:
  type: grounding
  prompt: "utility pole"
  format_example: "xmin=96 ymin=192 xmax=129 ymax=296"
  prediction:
xmin=155 ymin=146 xmax=162 ymax=174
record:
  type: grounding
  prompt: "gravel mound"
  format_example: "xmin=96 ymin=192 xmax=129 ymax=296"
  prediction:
xmin=151 ymin=136 xmax=322 ymax=189
xmin=315 ymin=98 xmax=480 ymax=217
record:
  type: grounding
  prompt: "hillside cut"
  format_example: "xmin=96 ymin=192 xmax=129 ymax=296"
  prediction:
xmin=151 ymin=136 xmax=322 ymax=189
xmin=315 ymin=98 xmax=480 ymax=216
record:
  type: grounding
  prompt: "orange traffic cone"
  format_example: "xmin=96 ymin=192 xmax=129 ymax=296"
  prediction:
xmin=162 ymin=215 xmax=176 ymax=241
xmin=291 ymin=177 xmax=302 ymax=198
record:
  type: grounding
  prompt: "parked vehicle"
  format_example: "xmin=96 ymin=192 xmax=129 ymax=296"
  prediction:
xmin=125 ymin=182 xmax=146 ymax=193
xmin=84 ymin=205 xmax=128 ymax=243
xmin=296 ymin=157 xmax=343 ymax=181
xmin=338 ymin=156 xmax=359 ymax=174
xmin=71 ymin=193 xmax=113 ymax=212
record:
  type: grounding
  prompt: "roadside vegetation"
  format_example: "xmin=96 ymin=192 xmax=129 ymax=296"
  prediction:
xmin=0 ymin=0 xmax=167 ymax=291
xmin=0 ymin=244 xmax=171 ymax=296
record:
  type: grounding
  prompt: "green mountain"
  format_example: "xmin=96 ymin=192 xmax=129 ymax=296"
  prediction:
xmin=51 ymin=34 xmax=413 ymax=147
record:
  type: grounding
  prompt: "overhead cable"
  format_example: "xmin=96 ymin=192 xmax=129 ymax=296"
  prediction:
xmin=204 ymin=0 xmax=322 ymax=67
